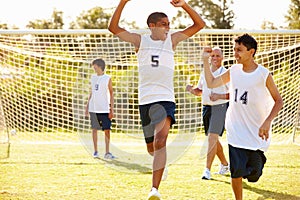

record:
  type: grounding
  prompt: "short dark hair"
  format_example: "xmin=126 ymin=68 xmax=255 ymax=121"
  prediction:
xmin=235 ymin=33 xmax=258 ymax=56
xmin=146 ymin=12 xmax=168 ymax=26
xmin=92 ymin=58 xmax=105 ymax=71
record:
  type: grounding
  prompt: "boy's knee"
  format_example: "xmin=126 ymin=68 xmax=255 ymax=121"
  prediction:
xmin=245 ymin=169 xmax=262 ymax=182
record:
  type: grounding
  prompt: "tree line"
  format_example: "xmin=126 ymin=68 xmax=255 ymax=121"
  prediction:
xmin=0 ymin=0 xmax=299 ymax=30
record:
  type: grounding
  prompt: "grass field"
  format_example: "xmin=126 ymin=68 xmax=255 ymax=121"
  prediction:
xmin=1 ymin=132 xmax=300 ymax=200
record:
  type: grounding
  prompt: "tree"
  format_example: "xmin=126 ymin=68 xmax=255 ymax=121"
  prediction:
xmin=0 ymin=23 xmax=8 ymax=29
xmin=285 ymin=0 xmax=300 ymax=29
xmin=261 ymin=20 xmax=278 ymax=30
xmin=173 ymin=0 xmax=235 ymax=29
xmin=69 ymin=7 xmax=111 ymax=29
xmin=26 ymin=9 xmax=64 ymax=29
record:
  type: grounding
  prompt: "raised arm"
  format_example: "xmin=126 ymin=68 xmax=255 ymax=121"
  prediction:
xmin=108 ymin=0 xmax=140 ymax=49
xmin=202 ymin=47 xmax=230 ymax=88
xmin=171 ymin=0 xmax=206 ymax=47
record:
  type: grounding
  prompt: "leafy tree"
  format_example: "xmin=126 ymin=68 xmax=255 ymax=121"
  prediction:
xmin=173 ymin=0 xmax=235 ymax=29
xmin=261 ymin=20 xmax=278 ymax=30
xmin=0 ymin=23 xmax=8 ymax=29
xmin=285 ymin=0 xmax=300 ymax=29
xmin=26 ymin=9 xmax=64 ymax=29
xmin=69 ymin=7 xmax=111 ymax=29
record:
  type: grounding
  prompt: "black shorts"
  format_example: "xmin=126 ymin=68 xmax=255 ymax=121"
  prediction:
xmin=89 ymin=112 xmax=111 ymax=131
xmin=202 ymin=102 xmax=228 ymax=136
xmin=229 ymin=144 xmax=267 ymax=182
xmin=139 ymin=101 xmax=176 ymax=144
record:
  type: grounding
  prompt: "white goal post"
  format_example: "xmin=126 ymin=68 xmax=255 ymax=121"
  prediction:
xmin=0 ymin=29 xmax=299 ymax=148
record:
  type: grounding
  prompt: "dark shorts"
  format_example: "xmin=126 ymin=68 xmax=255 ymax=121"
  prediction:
xmin=202 ymin=102 xmax=229 ymax=136
xmin=139 ymin=101 xmax=176 ymax=144
xmin=89 ymin=112 xmax=111 ymax=131
xmin=229 ymin=144 xmax=267 ymax=182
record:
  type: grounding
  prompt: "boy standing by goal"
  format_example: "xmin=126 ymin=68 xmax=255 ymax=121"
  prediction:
xmin=85 ymin=58 xmax=115 ymax=160
xmin=108 ymin=0 xmax=205 ymax=199
xmin=202 ymin=34 xmax=283 ymax=200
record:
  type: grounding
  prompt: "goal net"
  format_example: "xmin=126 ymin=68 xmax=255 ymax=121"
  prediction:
xmin=0 ymin=30 xmax=299 ymax=165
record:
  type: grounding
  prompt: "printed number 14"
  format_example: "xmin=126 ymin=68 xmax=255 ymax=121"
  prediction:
xmin=234 ymin=89 xmax=248 ymax=104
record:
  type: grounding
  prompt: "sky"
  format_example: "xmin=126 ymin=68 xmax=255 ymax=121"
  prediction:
xmin=0 ymin=0 xmax=290 ymax=29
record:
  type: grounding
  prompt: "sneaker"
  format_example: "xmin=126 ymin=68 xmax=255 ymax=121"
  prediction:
xmin=217 ymin=163 xmax=230 ymax=175
xmin=202 ymin=168 xmax=211 ymax=180
xmin=93 ymin=151 xmax=99 ymax=158
xmin=104 ymin=152 xmax=116 ymax=159
xmin=162 ymin=166 xmax=168 ymax=181
xmin=147 ymin=187 xmax=161 ymax=200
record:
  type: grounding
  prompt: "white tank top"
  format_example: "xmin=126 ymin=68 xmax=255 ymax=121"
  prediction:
xmin=137 ymin=34 xmax=175 ymax=105
xmin=88 ymin=74 xmax=111 ymax=113
xmin=197 ymin=66 xmax=230 ymax=105
xmin=225 ymin=64 xmax=274 ymax=151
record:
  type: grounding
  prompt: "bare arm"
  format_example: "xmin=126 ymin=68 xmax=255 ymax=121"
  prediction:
xmin=108 ymin=0 xmax=141 ymax=49
xmin=258 ymin=74 xmax=283 ymax=140
xmin=171 ymin=0 xmax=206 ymax=47
xmin=85 ymin=92 xmax=92 ymax=117
xmin=186 ymin=84 xmax=202 ymax=96
xmin=108 ymin=78 xmax=114 ymax=120
xmin=202 ymin=47 xmax=230 ymax=88
xmin=210 ymin=92 xmax=229 ymax=101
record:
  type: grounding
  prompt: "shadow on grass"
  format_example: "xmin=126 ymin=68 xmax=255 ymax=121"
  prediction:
xmin=1 ymin=158 xmax=152 ymax=174
xmin=211 ymin=177 xmax=299 ymax=200
xmin=95 ymin=157 xmax=152 ymax=174
xmin=243 ymin=182 xmax=300 ymax=200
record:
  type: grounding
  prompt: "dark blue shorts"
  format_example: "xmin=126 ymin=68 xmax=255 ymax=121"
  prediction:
xmin=229 ymin=144 xmax=267 ymax=182
xmin=89 ymin=112 xmax=111 ymax=131
xmin=202 ymin=102 xmax=228 ymax=136
xmin=139 ymin=101 xmax=176 ymax=144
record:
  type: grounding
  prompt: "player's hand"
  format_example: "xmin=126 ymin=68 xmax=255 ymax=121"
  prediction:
xmin=209 ymin=93 xmax=219 ymax=101
xmin=170 ymin=0 xmax=186 ymax=7
xmin=258 ymin=120 xmax=271 ymax=141
xmin=186 ymin=84 xmax=193 ymax=92
xmin=202 ymin=46 xmax=212 ymax=60
xmin=109 ymin=111 xmax=114 ymax=120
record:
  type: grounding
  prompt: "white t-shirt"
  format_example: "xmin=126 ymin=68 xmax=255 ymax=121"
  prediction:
xmin=225 ymin=64 xmax=274 ymax=152
xmin=197 ymin=66 xmax=230 ymax=105
xmin=88 ymin=74 xmax=111 ymax=113
xmin=136 ymin=34 xmax=175 ymax=105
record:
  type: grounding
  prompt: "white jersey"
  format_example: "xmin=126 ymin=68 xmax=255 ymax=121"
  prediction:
xmin=225 ymin=64 xmax=274 ymax=152
xmin=88 ymin=74 xmax=111 ymax=113
xmin=137 ymin=34 xmax=175 ymax=105
xmin=197 ymin=66 xmax=230 ymax=105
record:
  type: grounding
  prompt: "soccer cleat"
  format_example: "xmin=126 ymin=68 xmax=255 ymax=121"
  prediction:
xmin=202 ymin=168 xmax=211 ymax=180
xmin=104 ymin=152 xmax=116 ymax=159
xmin=162 ymin=166 xmax=168 ymax=181
xmin=93 ymin=151 xmax=99 ymax=158
xmin=147 ymin=187 xmax=161 ymax=200
xmin=217 ymin=163 xmax=230 ymax=175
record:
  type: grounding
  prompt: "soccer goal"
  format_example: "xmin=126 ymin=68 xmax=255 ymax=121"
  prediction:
xmin=0 ymin=29 xmax=299 ymax=162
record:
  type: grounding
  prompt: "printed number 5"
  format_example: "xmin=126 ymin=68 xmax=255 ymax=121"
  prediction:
xmin=151 ymin=55 xmax=159 ymax=67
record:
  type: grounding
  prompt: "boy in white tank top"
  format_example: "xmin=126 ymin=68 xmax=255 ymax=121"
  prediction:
xmin=85 ymin=59 xmax=115 ymax=160
xmin=202 ymin=34 xmax=283 ymax=200
xmin=109 ymin=0 xmax=206 ymax=199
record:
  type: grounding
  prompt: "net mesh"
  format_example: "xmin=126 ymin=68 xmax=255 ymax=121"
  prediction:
xmin=0 ymin=30 xmax=299 ymax=162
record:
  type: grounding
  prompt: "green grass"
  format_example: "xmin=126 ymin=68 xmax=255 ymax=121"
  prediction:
xmin=0 ymin=133 xmax=300 ymax=200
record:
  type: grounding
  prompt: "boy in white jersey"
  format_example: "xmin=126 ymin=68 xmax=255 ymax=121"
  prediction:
xmin=202 ymin=34 xmax=283 ymax=200
xmin=85 ymin=59 xmax=115 ymax=160
xmin=109 ymin=0 xmax=205 ymax=199
xmin=186 ymin=47 xmax=230 ymax=180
